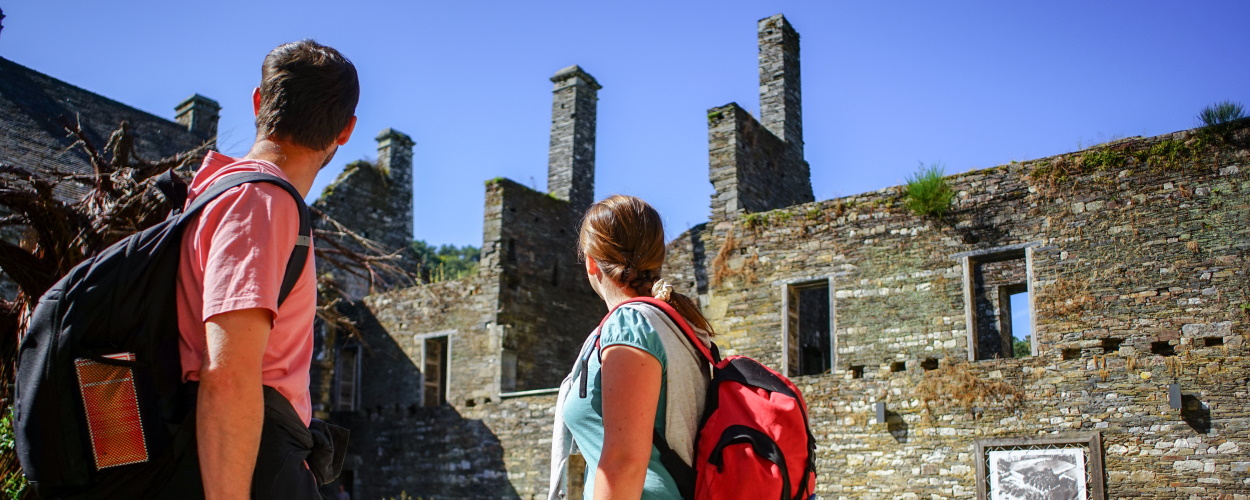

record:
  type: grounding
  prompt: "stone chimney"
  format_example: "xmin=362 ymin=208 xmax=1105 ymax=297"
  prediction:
xmin=705 ymin=14 xmax=812 ymax=220
xmin=758 ymin=14 xmax=802 ymax=160
xmin=547 ymin=65 xmax=601 ymax=212
xmin=376 ymin=128 xmax=415 ymax=245
xmin=174 ymin=94 xmax=220 ymax=139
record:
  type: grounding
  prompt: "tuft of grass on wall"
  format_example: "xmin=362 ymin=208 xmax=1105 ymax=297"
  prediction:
xmin=1198 ymin=100 xmax=1246 ymax=128
xmin=1197 ymin=100 xmax=1247 ymax=143
xmin=904 ymin=162 xmax=954 ymax=218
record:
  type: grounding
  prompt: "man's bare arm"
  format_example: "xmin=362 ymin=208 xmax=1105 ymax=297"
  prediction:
xmin=198 ymin=308 xmax=271 ymax=500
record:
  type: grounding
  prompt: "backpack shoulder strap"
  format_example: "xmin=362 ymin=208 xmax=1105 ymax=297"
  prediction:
xmin=594 ymin=298 xmax=706 ymax=500
xmin=612 ymin=297 xmax=717 ymax=364
xmin=181 ymin=172 xmax=311 ymax=306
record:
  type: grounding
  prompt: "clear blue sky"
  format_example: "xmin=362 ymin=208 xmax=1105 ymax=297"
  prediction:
xmin=4 ymin=1 xmax=1248 ymax=247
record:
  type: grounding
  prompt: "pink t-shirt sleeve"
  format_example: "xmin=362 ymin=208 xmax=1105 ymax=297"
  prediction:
xmin=194 ymin=182 xmax=301 ymax=323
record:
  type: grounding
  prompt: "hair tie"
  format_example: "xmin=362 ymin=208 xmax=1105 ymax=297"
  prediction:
xmin=651 ymin=279 xmax=674 ymax=302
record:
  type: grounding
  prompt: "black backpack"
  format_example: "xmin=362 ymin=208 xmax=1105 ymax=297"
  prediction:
xmin=14 ymin=171 xmax=310 ymax=498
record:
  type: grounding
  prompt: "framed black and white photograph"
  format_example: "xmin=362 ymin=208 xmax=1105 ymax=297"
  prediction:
xmin=975 ymin=433 xmax=1104 ymax=500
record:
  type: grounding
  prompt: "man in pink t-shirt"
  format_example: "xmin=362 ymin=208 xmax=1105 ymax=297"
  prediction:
xmin=174 ymin=40 xmax=357 ymax=500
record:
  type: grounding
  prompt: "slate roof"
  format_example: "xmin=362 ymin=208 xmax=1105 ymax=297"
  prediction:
xmin=0 ymin=56 xmax=213 ymax=200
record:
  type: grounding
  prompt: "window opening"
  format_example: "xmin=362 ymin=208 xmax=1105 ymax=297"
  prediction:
xmin=1203 ymin=337 xmax=1224 ymax=347
xmin=423 ymin=336 xmax=449 ymax=407
xmin=890 ymin=361 xmax=906 ymax=373
xmin=335 ymin=345 xmax=360 ymax=411
xmin=1062 ymin=348 xmax=1081 ymax=360
xmin=921 ymin=358 xmax=939 ymax=371
xmin=1008 ymin=288 xmax=1031 ymax=358
xmin=500 ymin=348 xmax=518 ymax=393
xmin=786 ymin=280 xmax=832 ymax=376
xmin=849 ymin=365 xmax=865 ymax=379
xmin=967 ymin=250 xmax=1030 ymax=360
xmin=1151 ymin=341 xmax=1176 ymax=356
xmin=1101 ymin=338 xmax=1122 ymax=353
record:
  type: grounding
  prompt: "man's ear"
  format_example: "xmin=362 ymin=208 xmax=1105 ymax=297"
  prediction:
xmin=252 ymin=88 xmax=262 ymax=116
xmin=335 ymin=116 xmax=357 ymax=146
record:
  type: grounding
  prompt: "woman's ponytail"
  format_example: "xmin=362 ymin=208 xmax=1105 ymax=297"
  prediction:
xmin=651 ymin=279 xmax=714 ymax=335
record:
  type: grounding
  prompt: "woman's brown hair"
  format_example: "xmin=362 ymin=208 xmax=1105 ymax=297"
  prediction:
xmin=579 ymin=195 xmax=714 ymax=335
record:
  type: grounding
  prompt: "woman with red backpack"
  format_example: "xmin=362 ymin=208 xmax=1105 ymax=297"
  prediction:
xmin=548 ymin=195 xmax=714 ymax=500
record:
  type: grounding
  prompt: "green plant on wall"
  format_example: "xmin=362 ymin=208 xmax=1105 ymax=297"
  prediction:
xmin=743 ymin=212 xmax=769 ymax=230
xmin=904 ymin=162 xmax=954 ymax=218
xmin=1199 ymin=100 xmax=1246 ymax=127
xmin=1197 ymin=100 xmax=1246 ymax=143
xmin=1080 ymin=149 xmax=1127 ymax=171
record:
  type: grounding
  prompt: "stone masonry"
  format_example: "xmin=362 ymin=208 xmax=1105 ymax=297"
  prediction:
xmin=0 ymin=56 xmax=215 ymax=301
xmin=321 ymin=66 xmax=607 ymax=499
xmin=546 ymin=65 xmax=600 ymax=213
xmin=707 ymin=15 xmax=813 ymax=219
xmin=318 ymin=14 xmax=1250 ymax=500
xmin=312 ymin=128 xmax=416 ymax=300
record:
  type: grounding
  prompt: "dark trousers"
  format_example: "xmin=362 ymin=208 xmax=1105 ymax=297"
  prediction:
xmin=154 ymin=386 xmax=326 ymax=500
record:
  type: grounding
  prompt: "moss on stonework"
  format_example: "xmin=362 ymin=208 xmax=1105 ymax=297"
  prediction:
xmin=1136 ymin=138 xmax=1205 ymax=171
xmin=1080 ymin=149 xmax=1127 ymax=171
xmin=743 ymin=212 xmax=768 ymax=230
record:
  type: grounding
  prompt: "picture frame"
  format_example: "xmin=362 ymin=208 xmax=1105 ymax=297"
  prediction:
xmin=974 ymin=432 xmax=1105 ymax=500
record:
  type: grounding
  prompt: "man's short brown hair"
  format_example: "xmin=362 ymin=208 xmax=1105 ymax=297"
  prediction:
xmin=256 ymin=40 xmax=359 ymax=150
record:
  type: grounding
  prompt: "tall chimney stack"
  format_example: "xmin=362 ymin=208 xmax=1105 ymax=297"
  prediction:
xmin=547 ymin=65 xmax=601 ymax=212
xmin=375 ymin=128 xmax=415 ymax=245
xmin=758 ymin=14 xmax=802 ymax=160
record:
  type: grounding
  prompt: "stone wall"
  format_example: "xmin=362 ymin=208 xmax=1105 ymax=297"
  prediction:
xmin=335 ymin=392 xmax=558 ymax=500
xmin=681 ymin=128 xmax=1250 ymax=498
xmin=486 ymin=177 xmax=603 ymax=392
xmin=312 ymin=129 xmax=416 ymax=300
xmin=546 ymin=65 xmax=600 ymax=213
xmin=337 ymin=127 xmax=1248 ymax=500
xmin=798 ymin=351 xmax=1249 ymax=499
xmin=328 ymin=174 xmax=606 ymax=498
xmin=664 ymin=222 xmax=709 ymax=301
xmin=316 ymin=13 xmax=1250 ymax=499
xmin=706 ymin=14 xmax=812 ymax=220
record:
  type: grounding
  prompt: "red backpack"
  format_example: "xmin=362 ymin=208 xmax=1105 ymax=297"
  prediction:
xmin=598 ymin=297 xmax=817 ymax=500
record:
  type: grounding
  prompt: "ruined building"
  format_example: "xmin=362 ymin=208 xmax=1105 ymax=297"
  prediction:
xmin=315 ymin=64 xmax=608 ymax=497
xmin=325 ymin=13 xmax=1249 ymax=499
xmin=0 ymin=56 xmax=219 ymax=300
xmin=3 ymin=12 xmax=1245 ymax=499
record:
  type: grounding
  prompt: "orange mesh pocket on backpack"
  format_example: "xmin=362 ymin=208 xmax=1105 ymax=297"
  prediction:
xmin=74 ymin=353 xmax=149 ymax=469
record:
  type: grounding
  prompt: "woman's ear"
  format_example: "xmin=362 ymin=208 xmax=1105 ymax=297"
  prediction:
xmin=585 ymin=257 xmax=601 ymax=277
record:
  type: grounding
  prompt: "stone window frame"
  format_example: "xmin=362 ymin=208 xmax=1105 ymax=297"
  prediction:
xmin=334 ymin=343 xmax=361 ymax=412
xmin=954 ymin=243 xmax=1040 ymax=361
xmin=414 ymin=329 xmax=456 ymax=407
xmin=780 ymin=275 xmax=836 ymax=377
xmin=974 ymin=432 xmax=1105 ymax=500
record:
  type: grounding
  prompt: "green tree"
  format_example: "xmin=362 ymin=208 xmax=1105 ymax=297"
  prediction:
xmin=411 ymin=240 xmax=480 ymax=282
xmin=1013 ymin=336 xmax=1031 ymax=358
